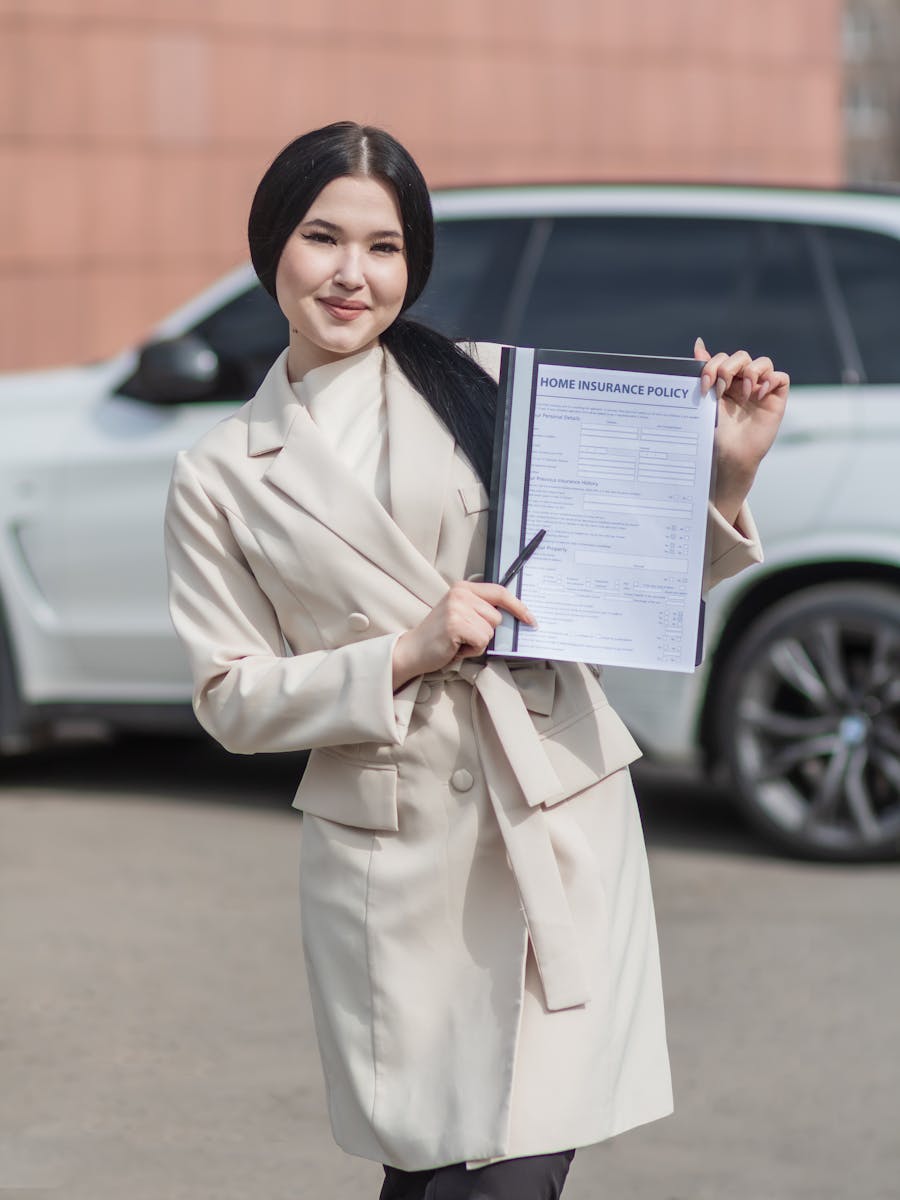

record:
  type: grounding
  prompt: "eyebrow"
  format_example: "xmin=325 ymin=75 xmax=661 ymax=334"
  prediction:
xmin=300 ymin=217 xmax=403 ymax=239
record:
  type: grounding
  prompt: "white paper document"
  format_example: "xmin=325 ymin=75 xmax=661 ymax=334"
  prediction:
xmin=486 ymin=348 xmax=717 ymax=672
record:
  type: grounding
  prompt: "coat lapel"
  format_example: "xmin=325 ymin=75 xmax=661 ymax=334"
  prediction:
xmin=384 ymin=350 xmax=457 ymax=567
xmin=249 ymin=347 xmax=454 ymax=610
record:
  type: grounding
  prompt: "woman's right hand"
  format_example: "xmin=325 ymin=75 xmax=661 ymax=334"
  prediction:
xmin=392 ymin=581 xmax=536 ymax=690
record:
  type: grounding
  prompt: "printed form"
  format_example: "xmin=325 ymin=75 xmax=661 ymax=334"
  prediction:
xmin=488 ymin=349 xmax=717 ymax=671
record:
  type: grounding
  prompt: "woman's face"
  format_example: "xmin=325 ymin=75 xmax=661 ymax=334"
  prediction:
xmin=275 ymin=173 xmax=408 ymax=381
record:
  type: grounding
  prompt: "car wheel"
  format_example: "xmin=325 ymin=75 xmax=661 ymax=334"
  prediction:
xmin=716 ymin=582 xmax=900 ymax=861
xmin=0 ymin=605 xmax=32 ymax=753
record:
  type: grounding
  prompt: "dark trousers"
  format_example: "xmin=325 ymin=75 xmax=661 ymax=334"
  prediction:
xmin=379 ymin=1149 xmax=576 ymax=1200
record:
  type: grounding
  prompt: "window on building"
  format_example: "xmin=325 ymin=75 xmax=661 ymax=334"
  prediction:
xmin=842 ymin=4 xmax=876 ymax=61
xmin=844 ymin=80 xmax=888 ymax=140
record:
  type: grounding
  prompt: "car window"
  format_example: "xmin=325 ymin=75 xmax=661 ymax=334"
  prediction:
xmin=193 ymin=284 xmax=289 ymax=401
xmin=822 ymin=225 xmax=900 ymax=384
xmin=513 ymin=216 xmax=842 ymax=385
xmin=408 ymin=218 xmax=532 ymax=342
xmin=728 ymin=222 xmax=843 ymax=386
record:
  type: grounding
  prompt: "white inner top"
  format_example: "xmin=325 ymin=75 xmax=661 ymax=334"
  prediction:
xmin=288 ymin=342 xmax=391 ymax=513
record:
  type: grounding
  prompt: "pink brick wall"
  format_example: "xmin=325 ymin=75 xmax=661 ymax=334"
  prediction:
xmin=0 ymin=0 xmax=843 ymax=369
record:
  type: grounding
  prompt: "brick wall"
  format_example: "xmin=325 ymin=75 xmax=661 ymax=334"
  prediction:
xmin=0 ymin=0 xmax=843 ymax=369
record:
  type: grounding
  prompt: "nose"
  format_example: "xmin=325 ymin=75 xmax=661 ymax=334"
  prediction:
xmin=333 ymin=245 xmax=364 ymax=290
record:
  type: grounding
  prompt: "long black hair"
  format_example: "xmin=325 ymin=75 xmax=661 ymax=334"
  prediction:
xmin=247 ymin=121 xmax=498 ymax=488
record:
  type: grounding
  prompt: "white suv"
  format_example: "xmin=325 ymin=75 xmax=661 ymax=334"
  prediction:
xmin=2 ymin=184 xmax=900 ymax=862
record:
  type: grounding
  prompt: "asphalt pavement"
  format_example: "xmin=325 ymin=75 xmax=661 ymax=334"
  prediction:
xmin=2 ymin=734 xmax=898 ymax=1200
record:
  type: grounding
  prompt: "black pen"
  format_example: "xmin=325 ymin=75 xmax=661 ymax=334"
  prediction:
xmin=499 ymin=528 xmax=547 ymax=588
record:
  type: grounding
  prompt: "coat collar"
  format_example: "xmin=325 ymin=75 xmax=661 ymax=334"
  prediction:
xmin=246 ymin=345 xmax=457 ymax=609
xmin=246 ymin=348 xmax=297 ymax=456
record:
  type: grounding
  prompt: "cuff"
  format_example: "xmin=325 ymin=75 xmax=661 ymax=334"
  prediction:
xmin=383 ymin=631 xmax=418 ymax=746
xmin=349 ymin=631 xmax=410 ymax=746
xmin=704 ymin=500 xmax=764 ymax=591
xmin=391 ymin=675 xmax=420 ymax=745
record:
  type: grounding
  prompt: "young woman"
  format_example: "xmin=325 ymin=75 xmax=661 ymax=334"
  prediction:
xmin=164 ymin=122 xmax=788 ymax=1200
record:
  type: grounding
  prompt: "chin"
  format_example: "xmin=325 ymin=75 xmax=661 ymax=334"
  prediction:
xmin=316 ymin=327 xmax=379 ymax=357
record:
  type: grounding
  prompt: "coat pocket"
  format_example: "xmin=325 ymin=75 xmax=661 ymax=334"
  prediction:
xmin=458 ymin=484 xmax=489 ymax=515
xmin=539 ymin=702 xmax=643 ymax=807
xmin=292 ymin=747 xmax=399 ymax=832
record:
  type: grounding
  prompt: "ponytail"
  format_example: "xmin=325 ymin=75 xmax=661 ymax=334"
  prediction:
xmin=381 ymin=318 xmax=498 ymax=491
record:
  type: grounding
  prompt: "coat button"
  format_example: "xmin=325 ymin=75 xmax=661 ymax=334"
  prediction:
xmin=348 ymin=612 xmax=370 ymax=632
xmin=450 ymin=768 xmax=474 ymax=792
xmin=466 ymin=572 xmax=484 ymax=583
xmin=416 ymin=683 xmax=432 ymax=703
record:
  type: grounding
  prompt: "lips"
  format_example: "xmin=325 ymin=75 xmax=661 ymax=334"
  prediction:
xmin=318 ymin=297 xmax=368 ymax=321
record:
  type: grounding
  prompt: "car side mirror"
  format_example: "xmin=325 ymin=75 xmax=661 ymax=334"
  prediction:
xmin=133 ymin=334 xmax=221 ymax=403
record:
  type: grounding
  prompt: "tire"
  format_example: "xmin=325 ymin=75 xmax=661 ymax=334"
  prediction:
xmin=715 ymin=582 xmax=900 ymax=861
xmin=0 ymin=599 xmax=31 ymax=752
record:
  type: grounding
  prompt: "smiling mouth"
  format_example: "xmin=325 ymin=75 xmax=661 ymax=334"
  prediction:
xmin=318 ymin=298 xmax=368 ymax=321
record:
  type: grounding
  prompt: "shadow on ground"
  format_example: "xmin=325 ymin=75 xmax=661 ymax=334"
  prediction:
xmin=0 ymin=730 xmax=303 ymax=808
xmin=0 ymin=731 xmax=775 ymax=857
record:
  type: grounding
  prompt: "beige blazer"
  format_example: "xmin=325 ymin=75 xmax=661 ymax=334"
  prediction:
xmin=164 ymin=342 xmax=763 ymax=1169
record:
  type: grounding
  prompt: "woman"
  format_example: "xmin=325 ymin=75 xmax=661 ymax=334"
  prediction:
xmin=164 ymin=122 xmax=788 ymax=1199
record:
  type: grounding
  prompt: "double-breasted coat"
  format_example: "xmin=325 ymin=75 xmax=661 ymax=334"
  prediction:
xmin=163 ymin=340 xmax=763 ymax=1171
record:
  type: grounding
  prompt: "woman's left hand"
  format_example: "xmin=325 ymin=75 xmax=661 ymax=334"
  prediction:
xmin=694 ymin=336 xmax=790 ymax=527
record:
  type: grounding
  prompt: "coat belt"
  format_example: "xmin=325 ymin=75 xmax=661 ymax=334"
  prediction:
xmin=424 ymin=658 xmax=591 ymax=1012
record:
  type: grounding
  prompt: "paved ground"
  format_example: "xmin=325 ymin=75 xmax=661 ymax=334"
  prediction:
xmin=2 ymin=734 xmax=898 ymax=1199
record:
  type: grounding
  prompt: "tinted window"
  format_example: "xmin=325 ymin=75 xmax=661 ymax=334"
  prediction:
xmin=729 ymin=222 xmax=841 ymax=385
xmin=823 ymin=225 xmax=900 ymax=383
xmin=193 ymin=284 xmax=289 ymax=401
xmin=408 ymin=218 xmax=531 ymax=341
xmin=514 ymin=217 xmax=841 ymax=385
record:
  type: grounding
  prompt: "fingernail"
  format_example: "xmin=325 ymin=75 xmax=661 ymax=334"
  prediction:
xmin=716 ymin=378 xmax=727 ymax=399
xmin=742 ymin=376 xmax=752 ymax=399
xmin=758 ymin=380 xmax=770 ymax=399
xmin=701 ymin=373 xmax=711 ymax=394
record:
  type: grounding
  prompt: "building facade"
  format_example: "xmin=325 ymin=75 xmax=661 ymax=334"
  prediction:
xmin=842 ymin=0 xmax=900 ymax=183
xmin=0 ymin=0 xmax=843 ymax=370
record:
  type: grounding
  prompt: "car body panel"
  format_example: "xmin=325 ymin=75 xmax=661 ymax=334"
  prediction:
xmin=0 ymin=359 xmax=237 ymax=701
xmin=1 ymin=183 xmax=900 ymax=777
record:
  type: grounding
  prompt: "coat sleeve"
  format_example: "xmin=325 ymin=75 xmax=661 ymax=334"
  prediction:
xmin=164 ymin=451 xmax=405 ymax=755
xmin=703 ymin=500 xmax=764 ymax=591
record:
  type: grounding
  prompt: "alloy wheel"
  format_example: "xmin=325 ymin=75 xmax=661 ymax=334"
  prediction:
xmin=718 ymin=583 xmax=900 ymax=859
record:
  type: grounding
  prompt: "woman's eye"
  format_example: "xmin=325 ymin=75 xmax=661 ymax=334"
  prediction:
xmin=302 ymin=232 xmax=335 ymax=245
xmin=372 ymin=242 xmax=403 ymax=254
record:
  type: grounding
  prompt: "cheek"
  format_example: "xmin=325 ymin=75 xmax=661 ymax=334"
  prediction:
xmin=275 ymin=245 xmax=320 ymax=304
xmin=375 ymin=258 xmax=408 ymax=309
xmin=274 ymin=259 xmax=297 ymax=315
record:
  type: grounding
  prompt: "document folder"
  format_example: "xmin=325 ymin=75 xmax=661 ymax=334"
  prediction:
xmin=485 ymin=346 xmax=717 ymax=672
